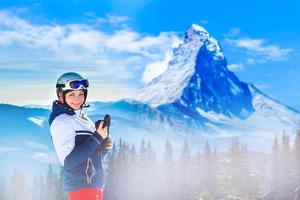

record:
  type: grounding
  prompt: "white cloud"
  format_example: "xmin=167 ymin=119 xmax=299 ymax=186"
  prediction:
xmin=225 ymin=37 xmax=293 ymax=63
xmin=224 ymin=28 xmax=241 ymax=38
xmin=0 ymin=147 xmax=21 ymax=154
xmin=32 ymin=152 xmax=58 ymax=164
xmin=142 ymin=51 xmax=173 ymax=84
xmin=0 ymin=10 xmax=172 ymax=54
xmin=0 ymin=10 xmax=180 ymax=103
xmin=105 ymin=30 xmax=180 ymax=58
xmin=247 ymin=58 xmax=255 ymax=64
xmin=227 ymin=63 xmax=244 ymax=72
xmin=25 ymin=140 xmax=48 ymax=150
xmin=85 ymin=12 xmax=129 ymax=26
xmin=199 ymin=19 xmax=209 ymax=25
xmin=0 ymin=10 xmax=179 ymax=67
xmin=107 ymin=14 xmax=129 ymax=24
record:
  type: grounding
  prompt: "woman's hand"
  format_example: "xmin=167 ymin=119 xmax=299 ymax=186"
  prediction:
xmin=96 ymin=121 xmax=109 ymax=140
xmin=102 ymin=137 xmax=113 ymax=150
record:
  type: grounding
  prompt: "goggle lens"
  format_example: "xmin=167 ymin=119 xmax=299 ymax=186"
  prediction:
xmin=69 ymin=79 xmax=89 ymax=89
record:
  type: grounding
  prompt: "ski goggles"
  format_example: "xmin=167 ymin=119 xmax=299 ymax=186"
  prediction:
xmin=56 ymin=79 xmax=89 ymax=90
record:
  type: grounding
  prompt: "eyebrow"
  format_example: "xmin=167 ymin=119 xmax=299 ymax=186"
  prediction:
xmin=68 ymin=91 xmax=84 ymax=95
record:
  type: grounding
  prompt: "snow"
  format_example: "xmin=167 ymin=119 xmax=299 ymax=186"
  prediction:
xmin=28 ymin=116 xmax=45 ymax=127
xmin=190 ymin=24 xmax=207 ymax=33
xmin=249 ymin=84 xmax=300 ymax=127
xmin=228 ymin=78 xmax=242 ymax=95
xmin=135 ymin=24 xmax=221 ymax=107
xmin=135 ymin=35 xmax=201 ymax=107
xmin=134 ymin=24 xmax=300 ymax=147
xmin=196 ymin=107 xmax=229 ymax=123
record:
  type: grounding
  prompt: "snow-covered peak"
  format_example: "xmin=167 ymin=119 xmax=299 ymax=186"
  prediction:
xmin=135 ymin=24 xmax=228 ymax=109
xmin=184 ymin=24 xmax=209 ymax=43
xmin=190 ymin=24 xmax=207 ymax=32
xmin=135 ymin=25 xmax=203 ymax=107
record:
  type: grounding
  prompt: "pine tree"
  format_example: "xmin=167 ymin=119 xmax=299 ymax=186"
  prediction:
xmin=139 ymin=138 xmax=147 ymax=164
xmin=146 ymin=141 xmax=156 ymax=164
xmin=220 ymin=138 xmax=257 ymax=198
xmin=164 ymin=140 xmax=173 ymax=167
xmin=271 ymin=135 xmax=280 ymax=195
xmin=113 ymin=139 xmax=129 ymax=200
xmin=293 ymin=127 xmax=300 ymax=199
xmin=162 ymin=140 xmax=175 ymax=200
xmin=148 ymin=140 xmax=158 ymax=199
xmin=202 ymin=141 xmax=217 ymax=197
xmin=45 ymin=165 xmax=60 ymax=200
xmin=56 ymin=167 xmax=66 ymax=200
xmin=280 ymin=133 xmax=294 ymax=199
xmin=0 ymin=177 xmax=7 ymax=200
xmin=9 ymin=169 xmax=29 ymax=200
xmin=39 ymin=175 xmax=46 ymax=200
xmin=104 ymin=142 xmax=117 ymax=200
xmin=178 ymin=140 xmax=192 ymax=200
xmin=31 ymin=176 xmax=39 ymax=200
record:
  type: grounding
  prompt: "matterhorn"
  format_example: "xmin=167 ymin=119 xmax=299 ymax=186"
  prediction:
xmin=135 ymin=24 xmax=300 ymax=136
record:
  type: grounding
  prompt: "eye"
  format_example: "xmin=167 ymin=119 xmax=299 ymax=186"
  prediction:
xmin=68 ymin=93 xmax=75 ymax=97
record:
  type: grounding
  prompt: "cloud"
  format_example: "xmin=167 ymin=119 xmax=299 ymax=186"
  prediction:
xmin=0 ymin=9 xmax=180 ymax=102
xmin=107 ymin=14 xmax=129 ymax=24
xmin=199 ymin=19 xmax=209 ymax=25
xmin=105 ymin=30 xmax=180 ymax=58
xmin=0 ymin=10 xmax=179 ymax=68
xmin=224 ymin=28 xmax=241 ymax=38
xmin=85 ymin=12 xmax=129 ymax=26
xmin=140 ymin=35 xmax=181 ymax=84
xmin=224 ymin=37 xmax=293 ymax=63
xmin=227 ymin=63 xmax=244 ymax=72
xmin=25 ymin=140 xmax=49 ymax=151
xmin=0 ymin=147 xmax=21 ymax=154
xmin=32 ymin=152 xmax=58 ymax=164
xmin=141 ymin=51 xmax=173 ymax=84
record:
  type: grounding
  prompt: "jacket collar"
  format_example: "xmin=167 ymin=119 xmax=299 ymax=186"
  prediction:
xmin=48 ymin=101 xmax=75 ymax=125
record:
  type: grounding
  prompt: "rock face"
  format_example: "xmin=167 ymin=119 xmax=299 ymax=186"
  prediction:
xmin=135 ymin=24 xmax=299 ymax=132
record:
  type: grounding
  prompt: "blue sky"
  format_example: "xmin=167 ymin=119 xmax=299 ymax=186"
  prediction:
xmin=0 ymin=0 xmax=299 ymax=109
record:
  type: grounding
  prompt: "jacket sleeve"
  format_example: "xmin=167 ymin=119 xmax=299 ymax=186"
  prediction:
xmin=50 ymin=116 xmax=100 ymax=169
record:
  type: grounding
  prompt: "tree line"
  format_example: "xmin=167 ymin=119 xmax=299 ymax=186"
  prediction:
xmin=1 ymin=129 xmax=300 ymax=200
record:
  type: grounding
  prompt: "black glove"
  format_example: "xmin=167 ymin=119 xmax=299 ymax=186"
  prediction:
xmin=97 ymin=137 xmax=113 ymax=152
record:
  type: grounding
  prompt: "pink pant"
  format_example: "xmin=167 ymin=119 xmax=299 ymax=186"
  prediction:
xmin=67 ymin=188 xmax=103 ymax=200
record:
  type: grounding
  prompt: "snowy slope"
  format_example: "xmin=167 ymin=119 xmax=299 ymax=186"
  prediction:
xmin=135 ymin=24 xmax=205 ymax=107
xmin=135 ymin=24 xmax=254 ymax=119
xmin=134 ymin=24 xmax=300 ymax=135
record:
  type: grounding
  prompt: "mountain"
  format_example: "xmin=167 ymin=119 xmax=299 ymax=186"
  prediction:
xmin=1 ymin=24 xmax=300 ymax=182
xmin=0 ymin=101 xmax=184 ymax=181
xmin=0 ymin=104 xmax=56 ymax=181
xmin=135 ymin=24 xmax=300 ymax=135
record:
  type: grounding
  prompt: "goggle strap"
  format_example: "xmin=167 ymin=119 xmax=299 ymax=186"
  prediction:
xmin=56 ymin=83 xmax=65 ymax=88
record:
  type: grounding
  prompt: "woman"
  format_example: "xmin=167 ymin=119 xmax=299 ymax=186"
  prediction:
xmin=49 ymin=72 xmax=113 ymax=200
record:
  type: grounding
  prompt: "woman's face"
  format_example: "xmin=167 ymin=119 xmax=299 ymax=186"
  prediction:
xmin=65 ymin=90 xmax=85 ymax=110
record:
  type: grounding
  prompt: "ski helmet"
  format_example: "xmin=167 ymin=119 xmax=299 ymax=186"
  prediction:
xmin=56 ymin=72 xmax=89 ymax=108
